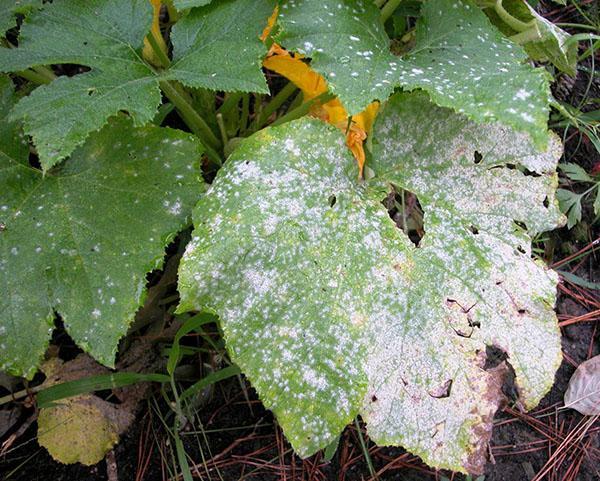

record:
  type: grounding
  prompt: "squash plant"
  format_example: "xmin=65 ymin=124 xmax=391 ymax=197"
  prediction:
xmin=0 ymin=0 xmax=573 ymax=475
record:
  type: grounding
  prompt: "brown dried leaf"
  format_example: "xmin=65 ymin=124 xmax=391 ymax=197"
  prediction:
xmin=564 ymin=355 xmax=600 ymax=416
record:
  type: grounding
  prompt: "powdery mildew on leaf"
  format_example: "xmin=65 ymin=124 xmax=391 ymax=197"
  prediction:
xmin=0 ymin=0 xmax=271 ymax=170
xmin=365 ymin=92 xmax=565 ymax=471
xmin=276 ymin=0 xmax=397 ymax=115
xmin=0 ymin=79 xmax=204 ymax=378
xmin=401 ymin=0 xmax=552 ymax=150
xmin=178 ymin=92 xmax=564 ymax=473
xmin=276 ymin=0 xmax=552 ymax=148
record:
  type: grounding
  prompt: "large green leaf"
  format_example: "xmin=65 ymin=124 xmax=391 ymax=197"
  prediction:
xmin=177 ymin=92 xmax=565 ymax=473
xmin=0 ymin=0 xmax=270 ymax=170
xmin=276 ymin=0 xmax=552 ymax=148
xmin=166 ymin=0 xmax=272 ymax=93
xmin=0 ymin=0 xmax=40 ymax=37
xmin=0 ymin=78 xmax=204 ymax=378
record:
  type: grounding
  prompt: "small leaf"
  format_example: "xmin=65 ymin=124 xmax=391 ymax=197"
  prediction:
xmin=37 ymin=355 xmax=133 ymax=465
xmin=559 ymin=163 xmax=594 ymax=182
xmin=556 ymin=189 xmax=582 ymax=229
xmin=167 ymin=0 xmax=273 ymax=93
xmin=564 ymin=355 xmax=600 ymax=415
xmin=0 ymin=78 xmax=204 ymax=378
xmin=594 ymin=187 xmax=600 ymax=216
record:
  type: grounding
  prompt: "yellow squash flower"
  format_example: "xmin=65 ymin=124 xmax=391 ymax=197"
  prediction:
xmin=261 ymin=9 xmax=378 ymax=178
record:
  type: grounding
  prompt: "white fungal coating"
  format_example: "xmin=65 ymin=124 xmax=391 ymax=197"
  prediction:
xmin=179 ymin=93 xmax=564 ymax=473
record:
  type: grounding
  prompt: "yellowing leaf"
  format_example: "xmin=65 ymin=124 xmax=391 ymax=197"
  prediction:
xmin=38 ymin=396 xmax=122 ymax=465
xmin=263 ymin=38 xmax=378 ymax=176
xmin=36 ymin=355 xmax=133 ymax=465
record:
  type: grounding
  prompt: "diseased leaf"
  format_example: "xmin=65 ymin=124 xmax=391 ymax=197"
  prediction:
xmin=0 ymin=0 xmax=271 ymax=169
xmin=0 ymin=0 xmax=40 ymax=37
xmin=0 ymin=79 xmax=204 ymax=378
xmin=276 ymin=0 xmax=396 ymax=115
xmin=167 ymin=0 xmax=272 ymax=93
xmin=177 ymin=92 xmax=565 ymax=473
xmin=276 ymin=0 xmax=552 ymax=148
xmin=564 ymin=354 xmax=600 ymax=415
xmin=399 ymin=0 xmax=552 ymax=150
xmin=37 ymin=355 xmax=130 ymax=465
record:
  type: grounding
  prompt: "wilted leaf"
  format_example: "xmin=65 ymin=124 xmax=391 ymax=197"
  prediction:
xmin=0 ymin=78 xmax=204 ymax=378
xmin=564 ymin=355 xmax=600 ymax=415
xmin=36 ymin=355 xmax=132 ymax=465
xmin=177 ymin=92 xmax=565 ymax=473
xmin=481 ymin=0 xmax=578 ymax=76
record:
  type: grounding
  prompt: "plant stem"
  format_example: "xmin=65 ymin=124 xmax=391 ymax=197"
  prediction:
xmin=15 ymin=69 xmax=53 ymax=85
xmin=240 ymin=94 xmax=250 ymax=134
xmin=354 ymin=418 xmax=377 ymax=479
xmin=374 ymin=0 xmax=387 ymax=7
xmin=0 ymin=384 xmax=44 ymax=406
xmin=159 ymin=80 xmax=221 ymax=150
xmin=146 ymin=30 xmax=171 ymax=68
xmin=253 ymin=81 xmax=298 ymax=131
xmin=493 ymin=0 xmax=536 ymax=32
xmin=270 ymin=92 xmax=335 ymax=127
xmin=216 ymin=113 xmax=229 ymax=145
xmin=381 ymin=0 xmax=403 ymax=23
xmin=510 ymin=27 xmax=542 ymax=44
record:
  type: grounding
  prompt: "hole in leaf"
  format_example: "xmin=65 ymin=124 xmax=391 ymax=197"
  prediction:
xmin=28 ymin=150 xmax=41 ymax=170
xmin=543 ymin=196 xmax=549 ymax=208
xmin=328 ymin=194 xmax=336 ymax=207
xmin=469 ymin=224 xmax=479 ymax=235
xmin=371 ymin=394 xmax=378 ymax=402
xmin=484 ymin=345 xmax=518 ymax=401
xmin=473 ymin=151 xmax=483 ymax=164
xmin=382 ymin=186 xmax=424 ymax=247
xmin=428 ymin=379 xmax=452 ymax=398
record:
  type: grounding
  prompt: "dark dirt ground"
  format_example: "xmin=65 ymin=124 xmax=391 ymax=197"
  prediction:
xmin=1 ymin=2 xmax=600 ymax=480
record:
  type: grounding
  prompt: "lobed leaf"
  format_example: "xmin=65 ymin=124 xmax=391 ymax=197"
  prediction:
xmin=0 ymin=78 xmax=205 ymax=378
xmin=276 ymin=0 xmax=553 ymax=148
xmin=0 ymin=0 xmax=271 ymax=170
xmin=167 ymin=0 xmax=273 ymax=93
xmin=178 ymin=92 xmax=565 ymax=473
